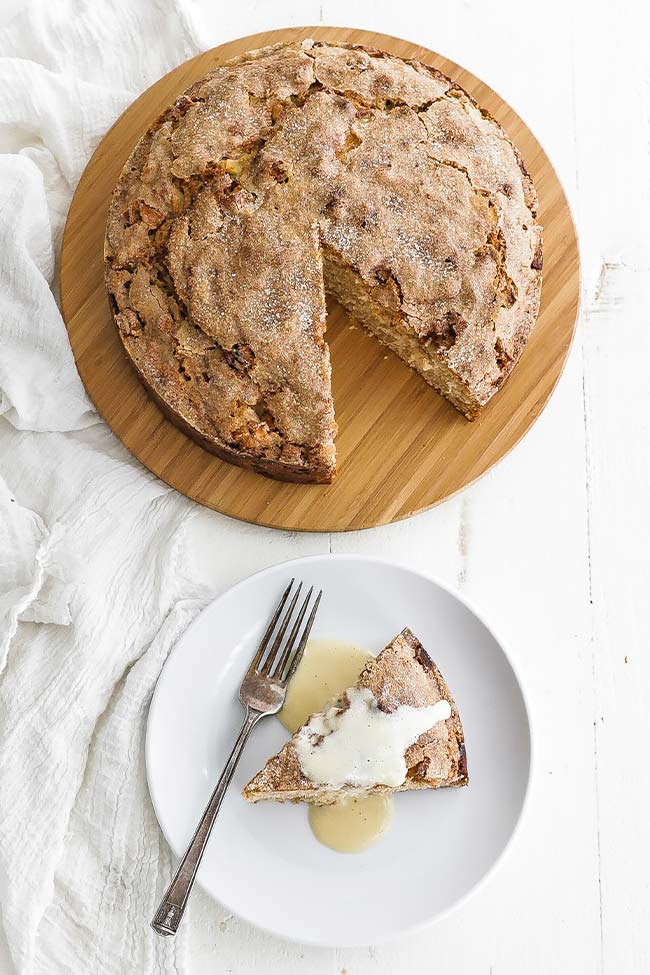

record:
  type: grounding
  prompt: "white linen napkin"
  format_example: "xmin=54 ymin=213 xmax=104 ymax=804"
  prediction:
xmin=0 ymin=2 xmax=218 ymax=972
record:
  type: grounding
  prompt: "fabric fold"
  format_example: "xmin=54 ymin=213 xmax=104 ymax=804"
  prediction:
xmin=0 ymin=2 xmax=213 ymax=972
xmin=0 ymin=474 xmax=72 ymax=674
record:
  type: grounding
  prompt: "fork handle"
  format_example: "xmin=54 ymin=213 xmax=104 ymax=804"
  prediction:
xmin=151 ymin=709 xmax=261 ymax=936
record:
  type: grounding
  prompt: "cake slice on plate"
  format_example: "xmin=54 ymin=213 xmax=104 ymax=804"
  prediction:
xmin=243 ymin=627 xmax=468 ymax=804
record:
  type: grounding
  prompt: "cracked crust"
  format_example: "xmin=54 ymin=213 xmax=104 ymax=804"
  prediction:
xmin=105 ymin=40 xmax=542 ymax=482
xmin=243 ymin=627 xmax=468 ymax=804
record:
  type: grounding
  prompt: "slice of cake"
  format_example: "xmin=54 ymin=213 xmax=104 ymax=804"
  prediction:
xmin=243 ymin=628 xmax=468 ymax=804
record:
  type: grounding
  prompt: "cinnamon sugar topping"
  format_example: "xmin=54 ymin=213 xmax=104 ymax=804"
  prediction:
xmin=105 ymin=40 xmax=542 ymax=482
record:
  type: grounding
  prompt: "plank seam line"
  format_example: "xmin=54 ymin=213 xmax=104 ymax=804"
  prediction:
xmin=456 ymin=494 xmax=470 ymax=589
xmin=581 ymin=308 xmax=604 ymax=975
xmin=572 ymin=19 xmax=604 ymax=965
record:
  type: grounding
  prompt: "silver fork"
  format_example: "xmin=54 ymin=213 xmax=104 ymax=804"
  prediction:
xmin=151 ymin=579 xmax=321 ymax=937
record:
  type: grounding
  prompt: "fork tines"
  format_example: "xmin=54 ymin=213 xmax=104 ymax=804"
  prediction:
xmin=249 ymin=579 xmax=322 ymax=684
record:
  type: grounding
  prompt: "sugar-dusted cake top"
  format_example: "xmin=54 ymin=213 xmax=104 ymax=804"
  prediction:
xmin=105 ymin=40 xmax=542 ymax=481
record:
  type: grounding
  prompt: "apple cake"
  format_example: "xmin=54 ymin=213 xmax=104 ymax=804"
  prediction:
xmin=105 ymin=40 xmax=542 ymax=483
xmin=243 ymin=628 xmax=468 ymax=804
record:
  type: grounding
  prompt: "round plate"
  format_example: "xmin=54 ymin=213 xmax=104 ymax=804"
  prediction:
xmin=146 ymin=555 xmax=532 ymax=946
xmin=60 ymin=26 xmax=579 ymax=533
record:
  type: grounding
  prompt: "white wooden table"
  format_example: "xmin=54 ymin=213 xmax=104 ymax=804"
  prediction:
xmin=2 ymin=0 xmax=648 ymax=971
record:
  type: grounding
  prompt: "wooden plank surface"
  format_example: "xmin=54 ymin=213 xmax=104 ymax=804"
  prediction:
xmin=574 ymin=4 xmax=650 ymax=971
xmin=59 ymin=25 xmax=579 ymax=532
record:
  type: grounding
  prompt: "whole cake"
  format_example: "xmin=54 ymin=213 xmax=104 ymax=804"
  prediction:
xmin=105 ymin=40 xmax=542 ymax=483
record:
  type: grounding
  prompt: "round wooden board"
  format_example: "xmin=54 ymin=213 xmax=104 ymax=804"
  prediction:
xmin=60 ymin=26 xmax=579 ymax=533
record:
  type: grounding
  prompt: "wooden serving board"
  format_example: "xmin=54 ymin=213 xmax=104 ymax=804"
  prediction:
xmin=60 ymin=26 xmax=579 ymax=533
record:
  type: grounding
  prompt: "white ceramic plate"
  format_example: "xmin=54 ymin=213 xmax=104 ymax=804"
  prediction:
xmin=146 ymin=555 xmax=532 ymax=946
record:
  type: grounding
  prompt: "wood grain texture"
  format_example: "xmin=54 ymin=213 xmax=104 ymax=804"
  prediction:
xmin=59 ymin=25 xmax=579 ymax=532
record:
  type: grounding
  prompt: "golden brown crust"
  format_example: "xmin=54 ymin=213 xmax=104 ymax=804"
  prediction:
xmin=105 ymin=39 xmax=542 ymax=481
xmin=137 ymin=374 xmax=334 ymax=483
xmin=242 ymin=627 xmax=468 ymax=804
